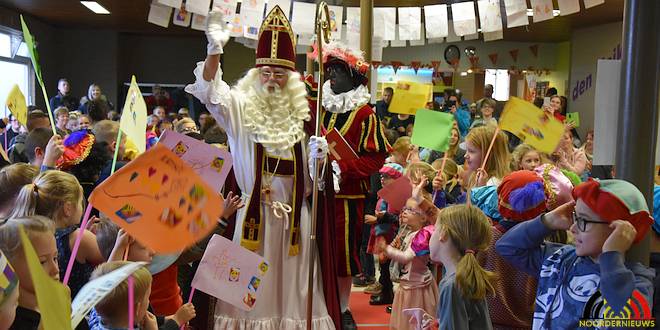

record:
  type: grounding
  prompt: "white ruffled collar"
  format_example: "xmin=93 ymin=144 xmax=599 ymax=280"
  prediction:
xmin=321 ymin=81 xmax=371 ymax=114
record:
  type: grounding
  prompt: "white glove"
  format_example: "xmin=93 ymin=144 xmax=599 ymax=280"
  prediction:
xmin=308 ymin=136 xmax=329 ymax=160
xmin=206 ymin=10 xmax=232 ymax=55
xmin=332 ymin=160 xmax=341 ymax=193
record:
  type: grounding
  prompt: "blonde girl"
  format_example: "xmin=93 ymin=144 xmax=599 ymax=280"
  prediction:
xmin=431 ymin=158 xmax=465 ymax=206
xmin=430 ymin=205 xmax=496 ymax=329
xmin=0 ymin=163 xmax=38 ymax=218
xmin=465 ymin=125 xmax=510 ymax=189
xmin=511 ymin=144 xmax=544 ymax=171
xmin=10 ymin=170 xmax=103 ymax=298
xmin=377 ymin=195 xmax=438 ymax=330
xmin=0 ymin=216 xmax=58 ymax=329
xmin=405 ymin=162 xmax=436 ymax=201
xmin=389 ymin=136 xmax=411 ymax=166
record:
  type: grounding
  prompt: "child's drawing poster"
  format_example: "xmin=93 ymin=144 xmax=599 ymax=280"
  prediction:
xmin=89 ymin=144 xmax=224 ymax=253
xmin=158 ymin=130 xmax=233 ymax=192
xmin=192 ymin=234 xmax=269 ymax=311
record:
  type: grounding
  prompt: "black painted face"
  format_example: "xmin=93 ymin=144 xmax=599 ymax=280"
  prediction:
xmin=325 ymin=63 xmax=354 ymax=94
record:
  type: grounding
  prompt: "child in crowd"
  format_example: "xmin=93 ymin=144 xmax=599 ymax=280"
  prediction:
xmin=470 ymin=98 xmax=498 ymax=129
xmin=553 ymin=129 xmax=587 ymax=177
xmin=464 ymin=125 xmax=510 ymax=188
xmin=476 ymin=169 xmax=573 ymax=329
xmin=10 ymin=170 xmax=104 ymax=298
xmin=93 ymin=218 xmax=196 ymax=329
xmin=364 ymin=163 xmax=404 ymax=305
xmin=379 ymin=194 xmax=438 ymax=329
xmin=430 ymin=205 xmax=496 ymax=330
xmin=387 ymin=136 xmax=411 ymax=166
xmin=88 ymin=261 xmax=159 ymax=330
xmin=511 ymin=143 xmax=543 ymax=171
xmin=496 ymin=179 xmax=655 ymax=328
xmin=78 ymin=114 xmax=92 ymax=130
xmin=0 ymin=216 xmax=60 ymax=330
xmin=443 ymin=127 xmax=465 ymax=166
xmin=0 ymin=163 xmax=38 ymax=218
xmin=0 ymin=250 xmax=19 ymax=330
xmin=431 ymin=158 xmax=465 ymax=207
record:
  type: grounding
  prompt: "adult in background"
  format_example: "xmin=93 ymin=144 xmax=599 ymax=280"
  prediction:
xmin=79 ymin=83 xmax=114 ymax=114
xmin=145 ymin=85 xmax=174 ymax=114
xmin=49 ymin=78 xmax=79 ymax=112
xmin=375 ymin=87 xmax=394 ymax=124
xmin=0 ymin=114 xmax=21 ymax=150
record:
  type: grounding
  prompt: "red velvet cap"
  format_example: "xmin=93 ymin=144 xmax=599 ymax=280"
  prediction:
xmin=255 ymin=6 xmax=296 ymax=71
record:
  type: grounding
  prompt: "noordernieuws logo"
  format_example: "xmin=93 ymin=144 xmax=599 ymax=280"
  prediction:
xmin=579 ymin=290 xmax=655 ymax=328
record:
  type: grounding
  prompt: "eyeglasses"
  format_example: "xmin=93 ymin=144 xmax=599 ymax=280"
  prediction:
xmin=401 ymin=206 xmax=425 ymax=218
xmin=572 ymin=211 xmax=608 ymax=232
xmin=259 ymin=70 xmax=288 ymax=80
xmin=181 ymin=126 xmax=199 ymax=133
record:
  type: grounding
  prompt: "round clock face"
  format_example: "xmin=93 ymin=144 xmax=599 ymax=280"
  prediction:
xmin=444 ymin=45 xmax=461 ymax=64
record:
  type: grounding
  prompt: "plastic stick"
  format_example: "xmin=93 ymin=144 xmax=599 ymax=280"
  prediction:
xmin=62 ymin=203 xmax=93 ymax=285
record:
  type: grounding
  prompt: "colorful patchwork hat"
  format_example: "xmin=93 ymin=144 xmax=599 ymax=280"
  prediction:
xmin=379 ymin=162 xmax=404 ymax=179
xmin=0 ymin=249 xmax=18 ymax=307
xmin=470 ymin=185 xmax=502 ymax=223
xmin=309 ymin=41 xmax=370 ymax=85
xmin=497 ymin=170 xmax=547 ymax=222
xmin=56 ymin=129 xmax=95 ymax=170
xmin=573 ymin=179 xmax=653 ymax=243
xmin=534 ymin=164 xmax=575 ymax=211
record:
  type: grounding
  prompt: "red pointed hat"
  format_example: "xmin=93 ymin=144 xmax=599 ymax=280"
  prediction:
xmin=255 ymin=5 xmax=296 ymax=71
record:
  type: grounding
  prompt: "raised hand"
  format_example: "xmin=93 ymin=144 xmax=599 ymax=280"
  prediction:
xmin=542 ymin=201 xmax=575 ymax=231
xmin=602 ymin=220 xmax=637 ymax=254
xmin=43 ymin=134 xmax=64 ymax=168
xmin=206 ymin=10 xmax=231 ymax=55
xmin=222 ymin=191 xmax=245 ymax=219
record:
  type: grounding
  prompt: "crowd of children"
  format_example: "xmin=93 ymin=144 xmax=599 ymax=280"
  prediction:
xmin=1 ymin=77 xmax=659 ymax=330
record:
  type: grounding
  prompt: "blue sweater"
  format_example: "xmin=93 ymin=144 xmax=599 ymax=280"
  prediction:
xmin=495 ymin=216 xmax=655 ymax=329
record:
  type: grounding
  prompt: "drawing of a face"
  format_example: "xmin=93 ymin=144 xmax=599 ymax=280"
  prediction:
xmin=211 ymin=157 xmax=224 ymax=173
xmin=243 ymin=292 xmax=256 ymax=308
xmin=248 ymin=276 xmax=261 ymax=291
xmin=258 ymin=262 xmax=269 ymax=275
xmin=173 ymin=141 xmax=188 ymax=156
xmin=229 ymin=267 xmax=240 ymax=282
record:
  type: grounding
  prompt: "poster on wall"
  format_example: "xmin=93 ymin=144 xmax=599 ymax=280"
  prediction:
xmin=327 ymin=5 xmax=343 ymax=40
xmin=240 ymin=0 xmax=265 ymax=40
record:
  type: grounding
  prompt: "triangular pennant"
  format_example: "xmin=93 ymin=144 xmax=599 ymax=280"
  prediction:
xmin=391 ymin=61 xmax=403 ymax=73
xmin=468 ymin=56 xmax=480 ymax=69
xmin=529 ymin=44 xmax=539 ymax=58
xmin=448 ymin=58 xmax=460 ymax=70
xmin=372 ymin=61 xmax=381 ymax=69
xmin=509 ymin=49 xmax=519 ymax=62
xmin=410 ymin=61 xmax=421 ymax=74
xmin=431 ymin=60 xmax=441 ymax=72
xmin=441 ymin=72 xmax=453 ymax=86
xmin=488 ymin=53 xmax=498 ymax=65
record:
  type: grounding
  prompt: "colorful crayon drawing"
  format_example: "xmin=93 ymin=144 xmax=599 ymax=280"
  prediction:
xmin=173 ymin=141 xmax=189 ymax=156
xmin=89 ymin=144 xmax=224 ymax=253
xmin=192 ymin=234 xmax=270 ymax=311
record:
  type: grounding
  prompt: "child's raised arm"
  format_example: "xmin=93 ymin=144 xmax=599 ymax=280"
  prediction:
xmin=74 ymin=228 xmax=105 ymax=265
xmin=496 ymin=202 xmax=574 ymax=277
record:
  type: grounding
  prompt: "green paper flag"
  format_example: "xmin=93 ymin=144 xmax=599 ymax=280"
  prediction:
xmin=20 ymin=15 xmax=42 ymax=84
xmin=410 ymin=109 xmax=454 ymax=152
xmin=20 ymin=15 xmax=56 ymax=135
xmin=566 ymin=112 xmax=580 ymax=128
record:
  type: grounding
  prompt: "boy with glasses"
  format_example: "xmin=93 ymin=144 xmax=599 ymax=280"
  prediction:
xmin=496 ymin=179 xmax=655 ymax=329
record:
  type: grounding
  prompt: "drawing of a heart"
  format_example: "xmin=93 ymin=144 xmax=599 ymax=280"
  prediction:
xmin=148 ymin=167 xmax=157 ymax=177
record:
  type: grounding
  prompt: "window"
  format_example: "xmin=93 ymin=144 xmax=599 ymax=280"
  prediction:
xmin=485 ymin=69 xmax=510 ymax=101
xmin=0 ymin=27 xmax=34 ymax=111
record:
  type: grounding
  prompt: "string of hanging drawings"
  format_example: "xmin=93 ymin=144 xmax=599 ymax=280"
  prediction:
xmin=147 ymin=0 xmax=605 ymax=52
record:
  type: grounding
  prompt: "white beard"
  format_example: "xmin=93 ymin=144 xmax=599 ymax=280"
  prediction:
xmin=235 ymin=68 xmax=311 ymax=153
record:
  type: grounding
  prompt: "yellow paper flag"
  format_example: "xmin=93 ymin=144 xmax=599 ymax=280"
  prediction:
xmin=388 ymin=81 xmax=433 ymax=115
xmin=19 ymin=226 xmax=72 ymax=330
xmin=6 ymin=84 xmax=28 ymax=127
xmin=119 ymin=76 xmax=148 ymax=154
xmin=499 ymin=96 xmax=565 ymax=153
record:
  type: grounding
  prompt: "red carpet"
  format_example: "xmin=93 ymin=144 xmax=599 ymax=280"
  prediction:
xmin=349 ymin=291 xmax=391 ymax=329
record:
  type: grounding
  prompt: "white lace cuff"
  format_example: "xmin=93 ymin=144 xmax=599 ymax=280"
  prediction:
xmin=184 ymin=60 xmax=231 ymax=109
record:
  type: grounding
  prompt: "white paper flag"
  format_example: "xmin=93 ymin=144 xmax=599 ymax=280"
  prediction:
xmin=464 ymin=32 xmax=479 ymax=40
xmin=424 ymin=4 xmax=448 ymax=39
xmin=267 ymin=0 xmax=291 ymax=19
xmin=374 ymin=8 xmax=396 ymax=41
xmin=157 ymin=0 xmax=182 ymax=8
xmin=478 ymin=0 xmax=503 ymax=33
xmin=71 ymin=262 xmax=147 ymax=329
xmin=346 ymin=7 xmax=361 ymax=50
xmin=398 ymin=7 xmax=422 ymax=40
xmin=483 ymin=30 xmax=504 ymax=41
xmin=530 ymin=0 xmax=554 ymax=23
xmin=372 ymin=36 xmax=384 ymax=61
xmin=186 ymin=0 xmax=212 ymax=16
xmin=504 ymin=0 xmax=529 ymax=28
xmin=241 ymin=0 xmax=265 ymax=40
xmin=191 ymin=14 xmax=208 ymax=31
xmin=213 ymin=0 xmax=238 ymax=22
xmin=328 ymin=5 xmax=343 ymax=40
xmin=451 ymin=2 xmax=477 ymax=36
xmin=291 ymin=2 xmax=315 ymax=35
xmin=173 ymin=8 xmax=192 ymax=27
xmin=583 ymin=0 xmax=605 ymax=9
xmin=148 ymin=3 xmax=172 ymax=28
xmin=557 ymin=0 xmax=580 ymax=15
xmin=427 ymin=37 xmax=445 ymax=44
xmin=446 ymin=20 xmax=461 ymax=42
